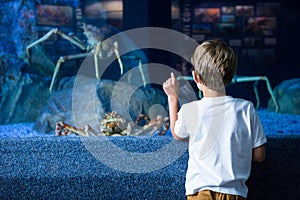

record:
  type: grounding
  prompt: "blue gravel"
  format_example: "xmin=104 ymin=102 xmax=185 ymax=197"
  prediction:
xmin=0 ymin=136 xmax=188 ymax=200
xmin=0 ymin=109 xmax=299 ymax=138
xmin=0 ymin=109 xmax=299 ymax=200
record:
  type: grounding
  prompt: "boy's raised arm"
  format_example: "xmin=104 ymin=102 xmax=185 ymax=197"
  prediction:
xmin=163 ymin=73 xmax=185 ymax=140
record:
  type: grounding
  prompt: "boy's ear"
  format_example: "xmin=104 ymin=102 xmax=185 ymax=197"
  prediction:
xmin=192 ymin=70 xmax=201 ymax=83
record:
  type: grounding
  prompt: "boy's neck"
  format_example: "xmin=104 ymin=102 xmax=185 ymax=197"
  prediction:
xmin=195 ymin=80 xmax=226 ymax=98
xmin=201 ymin=87 xmax=226 ymax=98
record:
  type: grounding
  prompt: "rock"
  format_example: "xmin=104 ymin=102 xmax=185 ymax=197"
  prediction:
xmin=34 ymin=75 xmax=168 ymax=134
xmin=34 ymin=77 xmax=103 ymax=134
xmin=24 ymin=46 xmax=56 ymax=77
xmin=268 ymin=78 xmax=300 ymax=114
xmin=0 ymin=1 xmax=37 ymax=58
xmin=0 ymin=57 xmax=50 ymax=124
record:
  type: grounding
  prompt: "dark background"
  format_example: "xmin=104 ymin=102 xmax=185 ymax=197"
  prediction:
xmin=123 ymin=0 xmax=300 ymax=107
xmin=1 ymin=0 xmax=299 ymax=109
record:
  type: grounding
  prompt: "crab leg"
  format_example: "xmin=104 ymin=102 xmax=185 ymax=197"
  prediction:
xmin=55 ymin=121 xmax=101 ymax=137
xmin=123 ymin=55 xmax=146 ymax=87
xmin=26 ymin=28 xmax=86 ymax=58
xmin=113 ymin=41 xmax=124 ymax=75
xmin=26 ymin=28 xmax=58 ymax=57
xmin=56 ymin=30 xmax=86 ymax=50
xmin=49 ymin=52 xmax=90 ymax=92
xmin=94 ymin=42 xmax=101 ymax=79
xmin=56 ymin=121 xmax=88 ymax=136
xmin=138 ymin=58 xmax=147 ymax=88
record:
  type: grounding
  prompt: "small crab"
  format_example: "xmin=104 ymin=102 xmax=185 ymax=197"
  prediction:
xmin=55 ymin=111 xmax=170 ymax=137
xmin=55 ymin=121 xmax=102 ymax=137
xmin=132 ymin=114 xmax=170 ymax=136
xmin=100 ymin=111 xmax=131 ymax=136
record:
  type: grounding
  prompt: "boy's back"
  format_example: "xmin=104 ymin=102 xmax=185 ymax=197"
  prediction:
xmin=175 ymin=96 xmax=266 ymax=198
xmin=163 ymin=39 xmax=266 ymax=199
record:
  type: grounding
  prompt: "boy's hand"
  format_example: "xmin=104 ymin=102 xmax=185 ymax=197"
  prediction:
xmin=163 ymin=72 xmax=179 ymax=100
xmin=163 ymin=73 xmax=180 ymax=140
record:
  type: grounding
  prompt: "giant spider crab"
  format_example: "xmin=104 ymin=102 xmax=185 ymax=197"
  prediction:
xmin=26 ymin=23 xmax=126 ymax=93
xmin=55 ymin=111 xmax=170 ymax=137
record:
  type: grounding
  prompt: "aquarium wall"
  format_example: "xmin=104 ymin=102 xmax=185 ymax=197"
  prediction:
xmin=0 ymin=0 xmax=300 ymax=125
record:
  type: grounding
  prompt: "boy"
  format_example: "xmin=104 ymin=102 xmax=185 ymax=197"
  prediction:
xmin=163 ymin=39 xmax=266 ymax=199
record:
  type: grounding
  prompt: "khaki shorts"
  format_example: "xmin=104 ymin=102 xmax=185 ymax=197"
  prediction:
xmin=187 ymin=190 xmax=246 ymax=200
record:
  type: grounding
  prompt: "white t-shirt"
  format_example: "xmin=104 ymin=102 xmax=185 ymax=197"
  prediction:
xmin=174 ymin=96 xmax=267 ymax=198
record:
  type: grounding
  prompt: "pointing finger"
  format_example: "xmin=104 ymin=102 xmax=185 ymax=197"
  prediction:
xmin=171 ymin=72 xmax=176 ymax=84
xmin=171 ymin=72 xmax=175 ymax=80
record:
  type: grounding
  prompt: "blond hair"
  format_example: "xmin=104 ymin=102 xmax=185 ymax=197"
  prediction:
xmin=191 ymin=39 xmax=237 ymax=90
